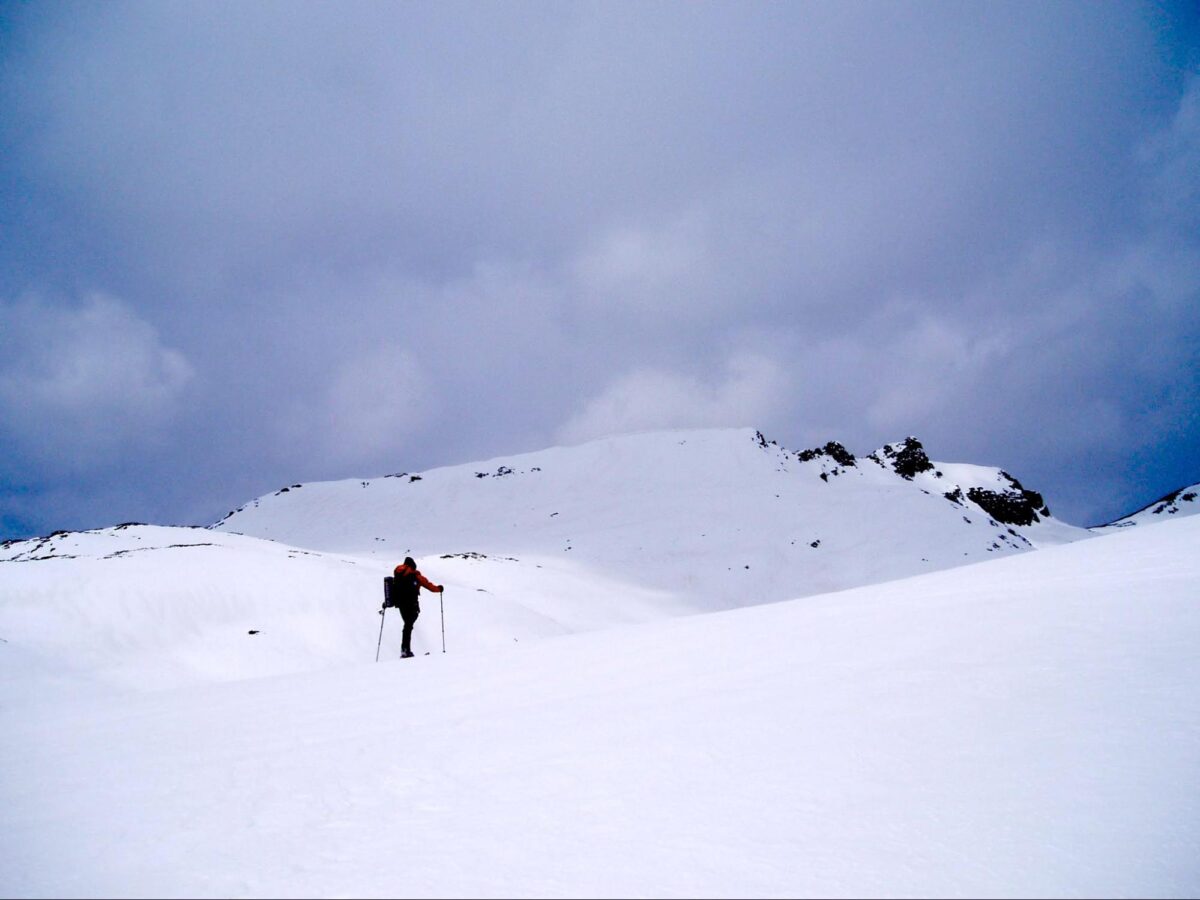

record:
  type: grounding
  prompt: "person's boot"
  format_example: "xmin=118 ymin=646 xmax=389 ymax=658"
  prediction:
xmin=401 ymin=648 xmax=414 ymax=658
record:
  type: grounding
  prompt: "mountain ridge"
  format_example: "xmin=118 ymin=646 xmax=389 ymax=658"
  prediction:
xmin=1093 ymin=480 xmax=1200 ymax=531
xmin=211 ymin=427 xmax=1087 ymax=603
xmin=1 ymin=426 xmax=1092 ymax=695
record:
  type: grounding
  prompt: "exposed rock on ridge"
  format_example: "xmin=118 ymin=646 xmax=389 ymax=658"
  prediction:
xmin=874 ymin=437 xmax=935 ymax=480
xmin=1096 ymin=481 xmax=1200 ymax=530
xmin=966 ymin=476 xmax=1051 ymax=527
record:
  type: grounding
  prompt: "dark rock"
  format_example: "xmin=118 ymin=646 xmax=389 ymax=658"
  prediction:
xmin=882 ymin=438 xmax=934 ymax=479
xmin=1101 ymin=483 xmax=1198 ymax=525
xmin=798 ymin=441 xmax=857 ymax=467
xmin=966 ymin=485 xmax=1047 ymax=527
xmin=1149 ymin=487 xmax=1199 ymax=515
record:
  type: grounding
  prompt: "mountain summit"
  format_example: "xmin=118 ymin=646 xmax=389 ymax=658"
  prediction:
xmin=214 ymin=427 xmax=1086 ymax=609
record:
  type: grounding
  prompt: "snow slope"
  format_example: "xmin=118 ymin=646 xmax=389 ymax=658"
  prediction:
xmin=214 ymin=428 xmax=1089 ymax=606
xmin=1093 ymin=480 xmax=1200 ymax=531
xmin=0 ymin=526 xmax=689 ymax=700
xmin=2 ymin=514 xmax=1197 ymax=898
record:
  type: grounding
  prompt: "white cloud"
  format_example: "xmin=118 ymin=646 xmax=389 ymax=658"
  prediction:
xmin=1 ymin=4 xmax=1196 ymax=534
xmin=0 ymin=293 xmax=194 ymax=472
xmin=277 ymin=346 xmax=431 ymax=473
xmin=863 ymin=314 xmax=1014 ymax=432
xmin=556 ymin=353 xmax=788 ymax=445
xmin=570 ymin=211 xmax=714 ymax=319
xmin=1141 ymin=74 xmax=1200 ymax=227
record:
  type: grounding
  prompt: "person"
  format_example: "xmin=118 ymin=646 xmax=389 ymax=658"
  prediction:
xmin=391 ymin=556 xmax=443 ymax=658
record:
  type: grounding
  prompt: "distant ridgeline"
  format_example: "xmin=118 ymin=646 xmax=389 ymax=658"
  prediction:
xmin=1093 ymin=481 xmax=1200 ymax=531
xmin=770 ymin=433 xmax=1052 ymax=528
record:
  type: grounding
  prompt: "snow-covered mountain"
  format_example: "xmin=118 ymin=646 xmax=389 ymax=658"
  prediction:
xmin=0 ymin=428 xmax=1092 ymax=697
xmin=212 ymin=427 xmax=1087 ymax=605
xmin=2 ymin=427 xmax=1197 ymax=897
xmin=1093 ymin=480 xmax=1200 ymax=531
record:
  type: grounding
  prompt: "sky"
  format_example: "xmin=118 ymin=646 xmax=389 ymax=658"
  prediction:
xmin=1 ymin=0 xmax=1197 ymax=540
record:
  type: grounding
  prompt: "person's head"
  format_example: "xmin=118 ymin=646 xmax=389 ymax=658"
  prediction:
xmin=403 ymin=556 xmax=416 ymax=568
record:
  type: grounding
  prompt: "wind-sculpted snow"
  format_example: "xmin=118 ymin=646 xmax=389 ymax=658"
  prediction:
xmin=0 ymin=525 xmax=687 ymax=698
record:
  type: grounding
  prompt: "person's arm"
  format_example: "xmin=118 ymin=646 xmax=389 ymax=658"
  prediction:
xmin=415 ymin=570 xmax=443 ymax=592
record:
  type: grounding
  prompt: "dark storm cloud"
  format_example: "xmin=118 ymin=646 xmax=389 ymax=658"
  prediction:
xmin=1 ymin=0 xmax=1197 ymax=537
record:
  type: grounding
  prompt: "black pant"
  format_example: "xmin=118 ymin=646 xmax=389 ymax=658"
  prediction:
xmin=398 ymin=599 xmax=420 ymax=653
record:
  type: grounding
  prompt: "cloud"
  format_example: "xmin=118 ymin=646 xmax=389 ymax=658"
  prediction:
xmin=1141 ymin=73 xmax=1200 ymax=229
xmin=557 ymin=353 xmax=789 ymax=445
xmin=570 ymin=211 xmax=714 ymax=319
xmin=0 ymin=293 xmax=194 ymax=475
xmin=861 ymin=314 xmax=1015 ymax=433
xmin=0 ymin=3 xmax=1197 ymax=536
xmin=276 ymin=346 xmax=432 ymax=475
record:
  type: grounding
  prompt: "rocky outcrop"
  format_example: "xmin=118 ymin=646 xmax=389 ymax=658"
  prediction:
xmin=966 ymin=473 xmax=1051 ymax=527
xmin=797 ymin=441 xmax=857 ymax=468
xmin=871 ymin=437 xmax=934 ymax=480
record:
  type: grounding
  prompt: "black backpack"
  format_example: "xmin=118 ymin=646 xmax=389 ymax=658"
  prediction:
xmin=383 ymin=570 xmax=419 ymax=608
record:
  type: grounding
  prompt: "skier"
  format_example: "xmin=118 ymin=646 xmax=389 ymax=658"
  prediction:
xmin=391 ymin=557 xmax=444 ymax=658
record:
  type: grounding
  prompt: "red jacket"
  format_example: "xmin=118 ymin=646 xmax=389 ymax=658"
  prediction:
xmin=394 ymin=563 xmax=442 ymax=592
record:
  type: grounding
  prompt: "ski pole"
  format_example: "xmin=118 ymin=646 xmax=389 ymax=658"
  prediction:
xmin=440 ymin=588 xmax=446 ymax=654
xmin=375 ymin=605 xmax=386 ymax=662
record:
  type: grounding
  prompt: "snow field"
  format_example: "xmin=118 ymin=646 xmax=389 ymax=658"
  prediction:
xmin=2 ymin=516 xmax=1198 ymax=898
xmin=0 ymin=529 xmax=693 ymax=702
